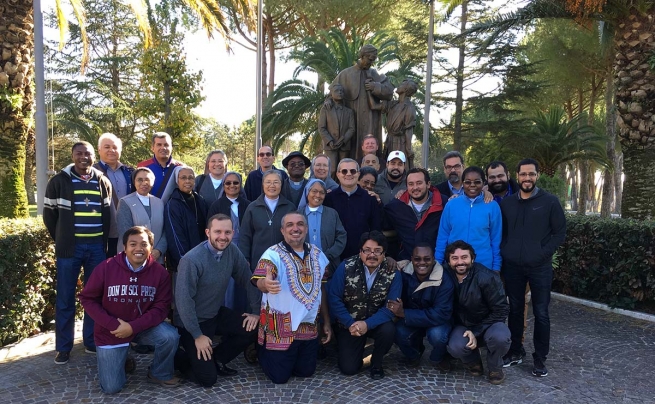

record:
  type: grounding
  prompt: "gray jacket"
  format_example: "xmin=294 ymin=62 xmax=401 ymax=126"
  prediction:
xmin=375 ymin=169 xmax=407 ymax=205
xmin=303 ymin=205 xmax=347 ymax=272
xmin=116 ymin=192 xmax=167 ymax=263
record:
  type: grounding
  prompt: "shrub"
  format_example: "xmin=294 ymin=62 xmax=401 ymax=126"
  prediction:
xmin=0 ymin=218 xmax=58 ymax=346
xmin=536 ymin=174 xmax=567 ymax=207
xmin=554 ymin=215 xmax=655 ymax=309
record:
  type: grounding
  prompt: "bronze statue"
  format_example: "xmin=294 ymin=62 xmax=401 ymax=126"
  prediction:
xmin=369 ymin=78 xmax=418 ymax=168
xmin=331 ymin=44 xmax=395 ymax=161
xmin=318 ymin=84 xmax=356 ymax=178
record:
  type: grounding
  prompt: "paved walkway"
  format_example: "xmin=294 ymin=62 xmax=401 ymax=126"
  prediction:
xmin=1 ymin=298 xmax=654 ymax=403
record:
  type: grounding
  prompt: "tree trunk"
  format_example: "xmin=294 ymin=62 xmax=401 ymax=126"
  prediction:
xmin=614 ymin=8 xmax=655 ymax=219
xmin=576 ymin=87 xmax=588 ymax=215
xmin=600 ymin=62 xmax=616 ymax=217
xmin=266 ymin=14 xmax=275 ymax=100
xmin=614 ymin=152 xmax=623 ymax=214
xmin=452 ymin=0 xmax=468 ymax=152
xmin=569 ymin=164 xmax=578 ymax=211
xmin=0 ymin=0 xmax=32 ymax=218
xmin=24 ymin=125 xmax=35 ymax=205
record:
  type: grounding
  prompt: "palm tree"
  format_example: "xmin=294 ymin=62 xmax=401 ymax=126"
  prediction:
xmin=263 ymin=28 xmax=420 ymax=153
xmin=467 ymin=0 xmax=655 ymax=219
xmin=0 ymin=0 xmax=254 ymax=218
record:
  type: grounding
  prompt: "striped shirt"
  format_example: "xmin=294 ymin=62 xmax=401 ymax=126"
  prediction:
xmin=72 ymin=171 xmax=104 ymax=244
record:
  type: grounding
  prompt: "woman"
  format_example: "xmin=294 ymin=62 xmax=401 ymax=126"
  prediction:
xmin=207 ymin=171 xmax=251 ymax=311
xmin=164 ymin=166 xmax=209 ymax=271
xmin=239 ymin=170 xmax=296 ymax=274
xmin=300 ymin=179 xmax=347 ymax=273
xmin=359 ymin=166 xmax=382 ymax=205
xmin=194 ymin=150 xmax=227 ymax=206
xmin=310 ymin=154 xmax=339 ymax=191
xmin=116 ymin=167 xmax=167 ymax=264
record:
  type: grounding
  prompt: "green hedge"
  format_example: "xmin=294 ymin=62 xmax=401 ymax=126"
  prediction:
xmin=0 ymin=218 xmax=58 ymax=346
xmin=554 ymin=215 xmax=655 ymax=309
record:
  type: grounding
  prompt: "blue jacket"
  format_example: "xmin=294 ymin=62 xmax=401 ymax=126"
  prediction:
xmin=400 ymin=262 xmax=454 ymax=328
xmin=435 ymin=194 xmax=502 ymax=270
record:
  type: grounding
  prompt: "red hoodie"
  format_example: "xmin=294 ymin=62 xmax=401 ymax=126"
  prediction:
xmin=79 ymin=252 xmax=172 ymax=347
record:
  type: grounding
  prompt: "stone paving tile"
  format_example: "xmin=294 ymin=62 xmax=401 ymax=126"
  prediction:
xmin=1 ymin=299 xmax=654 ymax=403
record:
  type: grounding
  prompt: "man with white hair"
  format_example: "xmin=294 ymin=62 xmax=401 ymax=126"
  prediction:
xmin=94 ymin=133 xmax=134 ymax=257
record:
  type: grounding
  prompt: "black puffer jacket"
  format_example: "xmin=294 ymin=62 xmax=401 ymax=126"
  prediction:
xmin=446 ymin=262 xmax=509 ymax=336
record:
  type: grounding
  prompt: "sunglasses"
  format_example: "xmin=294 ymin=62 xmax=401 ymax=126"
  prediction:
xmin=339 ymin=168 xmax=358 ymax=176
xmin=258 ymin=152 xmax=273 ymax=157
xmin=224 ymin=181 xmax=240 ymax=186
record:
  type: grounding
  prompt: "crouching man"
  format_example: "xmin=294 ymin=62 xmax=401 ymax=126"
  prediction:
xmin=389 ymin=243 xmax=454 ymax=370
xmin=252 ymin=212 xmax=332 ymax=384
xmin=79 ymin=226 xmax=179 ymax=394
xmin=445 ymin=240 xmax=511 ymax=385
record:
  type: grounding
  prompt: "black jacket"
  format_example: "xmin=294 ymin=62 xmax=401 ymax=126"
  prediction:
xmin=435 ymin=180 xmax=455 ymax=197
xmin=446 ymin=262 xmax=509 ymax=336
xmin=500 ymin=188 xmax=566 ymax=268
xmin=207 ymin=193 xmax=250 ymax=220
xmin=164 ymin=188 xmax=209 ymax=271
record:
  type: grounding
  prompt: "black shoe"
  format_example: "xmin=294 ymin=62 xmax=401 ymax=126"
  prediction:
xmin=435 ymin=358 xmax=451 ymax=373
xmin=370 ymin=367 xmax=385 ymax=380
xmin=243 ymin=342 xmax=258 ymax=364
xmin=84 ymin=346 xmax=96 ymax=354
xmin=125 ymin=355 xmax=136 ymax=374
xmin=465 ymin=360 xmax=484 ymax=377
xmin=502 ymin=348 xmax=525 ymax=368
xmin=488 ymin=369 xmax=506 ymax=385
xmin=216 ymin=363 xmax=238 ymax=377
xmin=403 ymin=356 xmax=421 ymax=368
xmin=54 ymin=351 xmax=70 ymax=365
xmin=532 ymin=356 xmax=548 ymax=377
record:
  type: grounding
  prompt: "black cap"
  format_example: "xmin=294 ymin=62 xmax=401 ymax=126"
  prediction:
xmin=282 ymin=151 xmax=311 ymax=168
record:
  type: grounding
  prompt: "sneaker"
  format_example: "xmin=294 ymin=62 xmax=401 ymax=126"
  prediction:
xmin=465 ymin=360 xmax=484 ymax=377
xmin=488 ymin=369 xmax=506 ymax=385
xmin=84 ymin=346 xmax=96 ymax=354
xmin=532 ymin=356 xmax=548 ymax=377
xmin=54 ymin=351 xmax=70 ymax=365
xmin=502 ymin=348 xmax=525 ymax=368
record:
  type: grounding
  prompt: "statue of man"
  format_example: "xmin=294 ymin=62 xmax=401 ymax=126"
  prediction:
xmin=331 ymin=44 xmax=395 ymax=161
xmin=318 ymin=84 xmax=356 ymax=178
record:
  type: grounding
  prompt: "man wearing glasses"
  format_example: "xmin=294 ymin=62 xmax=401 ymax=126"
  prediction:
xmin=324 ymin=159 xmax=382 ymax=260
xmin=244 ymin=146 xmax=288 ymax=201
xmin=327 ymin=231 xmax=401 ymax=380
xmin=280 ymin=151 xmax=311 ymax=207
xmin=499 ymin=158 xmax=566 ymax=378
xmin=435 ymin=151 xmax=466 ymax=198
xmin=435 ymin=166 xmax=502 ymax=271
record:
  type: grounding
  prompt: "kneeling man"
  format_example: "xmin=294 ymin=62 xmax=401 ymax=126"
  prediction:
xmin=174 ymin=214 xmax=261 ymax=387
xmin=252 ymin=212 xmax=332 ymax=384
xmin=389 ymin=243 xmax=453 ymax=370
xmin=328 ymin=230 xmax=401 ymax=379
xmin=445 ymin=240 xmax=511 ymax=385
xmin=79 ymin=226 xmax=179 ymax=393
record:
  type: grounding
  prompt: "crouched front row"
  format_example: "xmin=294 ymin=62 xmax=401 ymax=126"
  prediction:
xmin=80 ymin=217 xmax=511 ymax=394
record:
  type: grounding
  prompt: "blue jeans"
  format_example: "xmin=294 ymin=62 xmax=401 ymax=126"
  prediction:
xmin=55 ymin=242 xmax=105 ymax=352
xmin=394 ymin=319 xmax=451 ymax=362
xmin=96 ymin=322 xmax=179 ymax=394
xmin=503 ymin=264 xmax=553 ymax=360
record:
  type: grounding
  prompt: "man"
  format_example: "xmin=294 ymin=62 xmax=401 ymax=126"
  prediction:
xmin=445 ymin=241 xmax=511 ymax=385
xmin=324 ymin=158 xmax=381 ymax=260
xmin=389 ymin=243 xmax=453 ymax=370
xmin=174 ymin=214 xmax=261 ymax=387
xmin=137 ymin=132 xmax=183 ymax=199
xmin=280 ymin=151 xmax=311 ymax=207
xmin=44 ymin=141 xmax=112 ymax=364
xmin=332 ymin=45 xmax=395 ymax=160
xmin=79 ymin=226 xmax=180 ymax=393
xmin=375 ymin=150 xmax=408 ymax=205
xmin=328 ymin=231 xmax=401 ymax=379
xmin=244 ymin=145 xmax=288 ymax=201
xmin=384 ymin=168 xmax=447 ymax=261
xmin=486 ymin=161 xmax=518 ymax=204
xmin=435 ymin=151 xmax=465 ymax=198
xmin=500 ymin=158 xmax=566 ymax=377
xmin=318 ymin=83 xmax=356 ymax=178
xmin=252 ymin=212 xmax=332 ymax=384
xmin=94 ymin=133 xmax=134 ymax=257
xmin=361 ymin=153 xmax=380 ymax=172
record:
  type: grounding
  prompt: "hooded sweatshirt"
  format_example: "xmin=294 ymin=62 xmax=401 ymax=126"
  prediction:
xmin=79 ymin=252 xmax=172 ymax=347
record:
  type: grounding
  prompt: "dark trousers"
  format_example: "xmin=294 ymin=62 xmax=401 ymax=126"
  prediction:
xmin=335 ymin=321 xmax=395 ymax=375
xmin=447 ymin=323 xmax=511 ymax=372
xmin=258 ymin=337 xmax=319 ymax=384
xmin=106 ymin=238 xmax=118 ymax=259
xmin=179 ymin=307 xmax=256 ymax=387
xmin=503 ymin=265 xmax=553 ymax=360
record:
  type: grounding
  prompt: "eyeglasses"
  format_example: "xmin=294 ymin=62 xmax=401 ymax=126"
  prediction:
xmin=264 ymin=180 xmax=281 ymax=186
xmin=518 ymin=172 xmax=538 ymax=179
xmin=224 ymin=181 xmax=240 ymax=186
xmin=288 ymin=162 xmax=305 ymax=168
xmin=361 ymin=248 xmax=384 ymax=256
xmin=179 ymin=175 xmax=195 ymax=181
xmin=258 ymin=152 xmax=273 ymax=157
xmin=463 ymin=180 xmax=483 ymax=186
xmin=360 ymin=180 xmax=376 ymax=187
xmin=445 ymin=164 xmax=463 ymax=171
xmin=339 ymin=168 xmax=358 ymax=176
xmin=309 ymin=189 xmax=326 ymax=195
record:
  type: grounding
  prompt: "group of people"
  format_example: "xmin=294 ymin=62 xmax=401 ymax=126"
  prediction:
xmin=43 ymin=131 xmax=566 ymax=394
